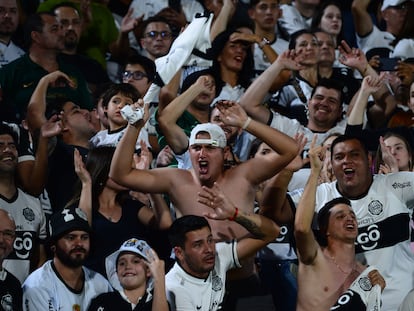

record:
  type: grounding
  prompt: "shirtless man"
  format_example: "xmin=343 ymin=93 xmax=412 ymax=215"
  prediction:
xmin=110 ymin=100 xmax=298 ymax=273
xmin=294 ymin=136 xmax=386 ymax=311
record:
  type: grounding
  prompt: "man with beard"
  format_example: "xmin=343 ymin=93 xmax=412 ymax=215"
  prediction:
xmin=53 ymin=3 xmax=109 ymax=99
xmin=0 ymin=12 xmax=92 ymax=124
xmin=0 ymin=0 xmax=25 ymax=67
xmin=22 ymin=205 xmax=112 ymax=311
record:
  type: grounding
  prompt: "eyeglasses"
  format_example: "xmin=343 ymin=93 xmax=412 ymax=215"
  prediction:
xmin=122 ymin=70 xmax=147 ymax=81
xmin=0 ymin=229 xmax=16 ymax=241
xmin=144 ymin=31 xmax=172 ymax=39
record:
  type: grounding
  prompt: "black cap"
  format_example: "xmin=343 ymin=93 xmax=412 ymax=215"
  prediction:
xmin=48 ymin=205 xmax=91 ymax=241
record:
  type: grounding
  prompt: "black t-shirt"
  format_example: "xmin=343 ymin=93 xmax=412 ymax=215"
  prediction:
xmin=0 ymin=269 xmax=22 ymax=311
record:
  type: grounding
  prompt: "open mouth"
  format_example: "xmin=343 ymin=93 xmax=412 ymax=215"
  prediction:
xmin=199 ymin=160 xmax=209 ymax=174
xmin=345 ymin=222 xmax=355 ymax=230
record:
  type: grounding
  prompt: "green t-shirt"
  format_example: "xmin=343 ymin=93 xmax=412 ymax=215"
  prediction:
xmin=0 ymin=54 xmax=93 ymax=123
xmin=37 ymin=0 xmax=119 ymax=68
xmin=155 ymin=108 xmax=201 ymax=152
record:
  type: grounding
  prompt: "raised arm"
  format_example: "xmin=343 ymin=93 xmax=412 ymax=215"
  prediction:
xmin=260 ymin=133 xmax=307 ymax=224
xmin=73 ymin=148 xmax=92 ymax=225
xmin=294 ymin=136 xmax=322 ymax=265
xmin=26 ymin=71 xmax=75 ymax=132
xmin=351 ymin=0 xmax=373 ymax=37
xmin=158 ymin=75 xmax=213 ymax=154
xmin=239 ymin=50 xmax=303 ymax=124
xmin=217 ymin=100 xmax=299 ymax=181
xmin=145 ymin=248 xmax=169 ymax=311
xmin=198 ymin=182 xmax=280 ymax=260
xmin=109 ymin=102 xmax=174 ymax=194
xmin=210 ymin=0 xmax=236 ymax=41
xmin=109 ymin=8 xmax=142 ymax=61
xmin=347 ymin=75 xmax=383 ymax=126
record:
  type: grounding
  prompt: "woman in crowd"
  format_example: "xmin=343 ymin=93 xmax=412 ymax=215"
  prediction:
xmin=71 ymin=145 xmax=172 ymax=277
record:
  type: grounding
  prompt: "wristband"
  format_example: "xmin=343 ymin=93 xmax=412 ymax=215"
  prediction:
xmin=258 ymin=37 xmax=270 ymax=49
xmin=242 ymin=117 xmax=252 ymax=130
xmin=228 ymin=207 xmax=239 ymax=221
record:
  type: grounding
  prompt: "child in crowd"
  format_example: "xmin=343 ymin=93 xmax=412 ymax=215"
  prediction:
xmin=89 ymin=83 xmax=151 ymax=153
xmin=87 ymin=238 xmax=168 ymax=311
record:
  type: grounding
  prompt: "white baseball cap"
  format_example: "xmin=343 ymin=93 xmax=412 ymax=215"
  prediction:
xmin=381 ymin=0 xmax=412 ymax=11
xmin=189 ymin=123 xmax=227 ymax=148
xmin=105 ymin=238 xmax=153 ymax=294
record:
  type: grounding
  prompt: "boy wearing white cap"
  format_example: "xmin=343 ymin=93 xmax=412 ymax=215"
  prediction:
xmin=88 ymin=238 xmax=168 ymax=311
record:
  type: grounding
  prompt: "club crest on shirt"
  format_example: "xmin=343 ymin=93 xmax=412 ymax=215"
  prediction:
xmin=211 ymin=271 xmax=223 ymax=291
xmin=358 ymin=276 xmax=372 ymax=291
xmin=368 ymin=200 xmax=383 ymax=216
xmin=1 ymin=293 xmax=13 ymax=311
xmin=22 ymin=207 xmax=35 ymax=222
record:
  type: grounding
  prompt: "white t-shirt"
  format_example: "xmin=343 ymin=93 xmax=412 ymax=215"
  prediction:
xmin=0 ymin=40 xmax=25 ymax=68
xmin=253 ymin=38 xmax=289 ymax=75
xmin=289 ymin=172 xmax=414 ymax=311
xmin=166 ymin=241 xmax=240 ymax=311
xmin=356 ymin=25 xmax=394 ymax=54
xmin=89 ymin=126 xmax=150 ymax=151
xmin=278 ymin=4 xmax=312 ymax=38
xmin=269 ymin=111 xmax=346 ymax=151
xmin=391 ymin=38 xmax=414 ymax=59
xmin=1 ymin=189 xmax=47 ymax=283
xmin=23 ymin=260 xmax=112 ymax=311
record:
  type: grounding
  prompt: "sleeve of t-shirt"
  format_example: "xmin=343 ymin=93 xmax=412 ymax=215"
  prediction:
xmin=23 ymin=285 xmax=57 ymax=311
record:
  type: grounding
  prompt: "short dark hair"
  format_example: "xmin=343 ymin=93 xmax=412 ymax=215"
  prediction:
xmin=101 ymin=83 xmax=141 ymax=109
xmin=0 ymin=123 xmax=18 ymax=145
xmin=168 ymin=215 xmax=211 ymax=249
xmin=310 ymin=78 xmax=344 ymax=105
xmin=125 ymin=54 xmax=156 ymax=83
xmin=141 ymin=15 xmax=172 ymax=37
xmin=23 ymin=12 xmax=56 ymax=49
xmin=317 ymin=197 xmax=351 ymax=246
xmin=330 ymin=135 xmax=369 ymax=160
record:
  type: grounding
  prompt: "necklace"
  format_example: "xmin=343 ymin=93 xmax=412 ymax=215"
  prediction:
xmin=328 ymin=254 xmax=356 ymax=275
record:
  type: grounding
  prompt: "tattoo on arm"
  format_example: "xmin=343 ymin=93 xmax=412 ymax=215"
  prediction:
xmin=236 ymin=216 xmax=265 ymax=239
